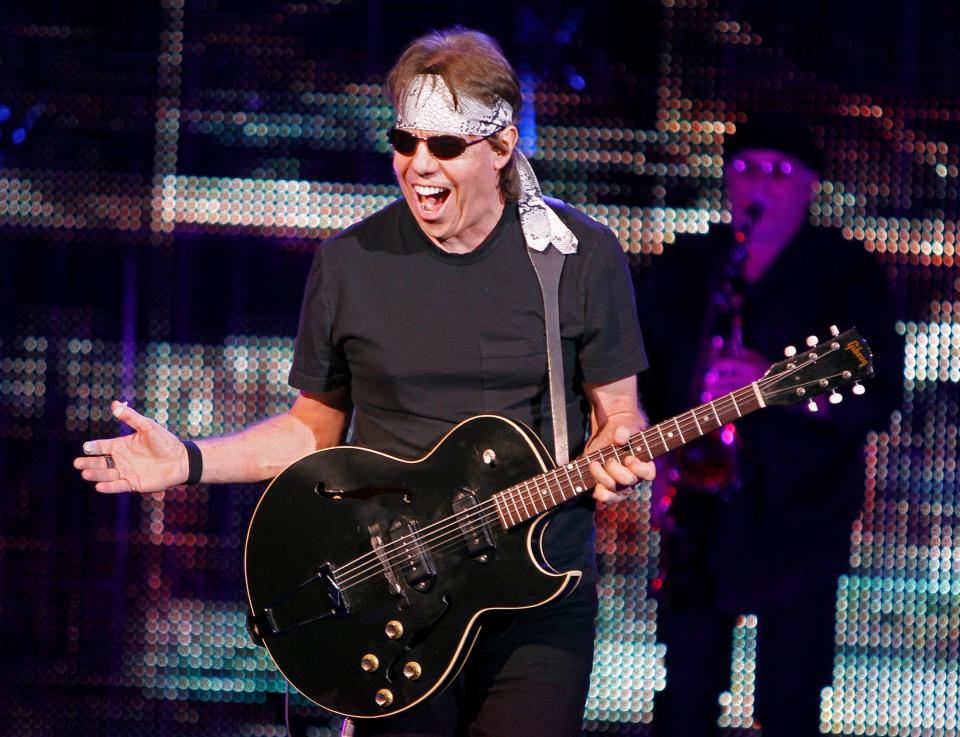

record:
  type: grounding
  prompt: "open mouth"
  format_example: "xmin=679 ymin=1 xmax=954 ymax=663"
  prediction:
xmin=413 ymin=184 xmax=451 ymax=215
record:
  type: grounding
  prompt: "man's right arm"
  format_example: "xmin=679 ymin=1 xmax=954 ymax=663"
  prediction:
xmin=73 ymin=389 xmax=352 ymax=494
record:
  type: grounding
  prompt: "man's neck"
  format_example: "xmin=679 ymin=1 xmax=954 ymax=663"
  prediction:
xmin=430 ymin=201 xmax=507 ymax=254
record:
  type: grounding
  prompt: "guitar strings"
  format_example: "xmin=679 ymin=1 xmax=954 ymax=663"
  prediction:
xmin=331 ymin=362 xmax=849 ymax=594
xmin=332 ymin=366 xmax=856 ymax=591
xmin=328 ymin=355 xmax=843 ymax=591
xmin=330 ymin=382 xmax=763 ymax=586
xmin=330 ymin=366 xmax=833 ymax=588
xmin=576 ymin=344 xmax=842 ymax=472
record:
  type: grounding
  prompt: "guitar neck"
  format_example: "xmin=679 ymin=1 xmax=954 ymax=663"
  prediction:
xmin=491 ymin=382 xmax=766 ymax=529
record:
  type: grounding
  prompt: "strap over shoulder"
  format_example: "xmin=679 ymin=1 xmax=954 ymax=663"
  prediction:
xmin=526 ymin=241 xmax=569 ymax=464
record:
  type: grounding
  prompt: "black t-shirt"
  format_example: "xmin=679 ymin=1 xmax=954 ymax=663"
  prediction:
xmin=290 ymin=199 xmax=647 ymax=578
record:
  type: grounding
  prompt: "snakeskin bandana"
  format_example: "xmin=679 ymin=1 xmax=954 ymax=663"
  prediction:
xmin=395 ymin=74 xmax=578 ymax=254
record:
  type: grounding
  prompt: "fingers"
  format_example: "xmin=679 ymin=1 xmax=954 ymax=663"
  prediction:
xmin=77 ymin=438 xmax=112 ymax=459
xmin=80 ymin=467 xmax=118 ymax=483
xmin=79 ymin=463 xmax=132 ymax=494
xmin=592 ymin=486 xmax=626 ymax=505
xmin=590 ymin=424 xmax=657 ymax=505
xmin=590 ymin=436 xmax=654 ymax=489
xmin=589 ymin=458 xmax=640 ymax=507
xmin=74 ymin=400 xmax=155 ymax=492
xmin=590 ymin=459 xmax=634 ymax=491
xmin=74 ymin=441 xmax=116 ymax=472
xmin=78 ymin=458 xmax=153 ymax=494
xmin=81 ymin=464 xmax=164 ymax=495
xmin=73 ymin=399 xmax=140 ymax=465
xmin=78 ymin=446 xmax=123 ymax=484
xmin=110 ymin=400 xmax=151 ymax=432
xmin=74 ymin=454 xmax=117 ymax=473
xmin=75 ymin=437 xmax=122 ymax=469
xmin=95 ymin=478 xmax=136 ymax=494
xmin=631 ymin=458 xmax=656 ymax=481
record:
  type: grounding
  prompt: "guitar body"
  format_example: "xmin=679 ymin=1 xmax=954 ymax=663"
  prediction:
xmin=244 ymin=415 xmax=579 ymax=719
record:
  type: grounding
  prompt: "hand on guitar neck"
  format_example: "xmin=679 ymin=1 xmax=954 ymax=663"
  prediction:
xmin=582 ymin=377 xmax=656 ymax=505
xmin=587 ymin=424 xmax=655 ymax=505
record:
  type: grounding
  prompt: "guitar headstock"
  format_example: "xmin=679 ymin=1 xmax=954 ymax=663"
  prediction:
xmin=759 ymin=327 xmax=874 ymax=408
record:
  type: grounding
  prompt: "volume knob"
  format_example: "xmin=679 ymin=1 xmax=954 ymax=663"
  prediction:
xmin=385 ymin=620 xmax=404 ymax=639
xmin=375 ymin=689 xmax=394 ymax=708
xmin=403 ymin=661 xmax=422 ymax=680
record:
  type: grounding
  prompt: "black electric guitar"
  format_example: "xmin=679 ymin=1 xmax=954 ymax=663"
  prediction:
xmin=244 ymin=328 xmax=874 ymax=719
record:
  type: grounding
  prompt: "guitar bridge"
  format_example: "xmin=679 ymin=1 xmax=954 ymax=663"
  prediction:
xmin=250 ymin=563 xmax=348 ymax=641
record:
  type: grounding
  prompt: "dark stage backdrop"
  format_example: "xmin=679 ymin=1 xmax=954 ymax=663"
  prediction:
xmin=0 ymin=1 xmax=954 ymax=735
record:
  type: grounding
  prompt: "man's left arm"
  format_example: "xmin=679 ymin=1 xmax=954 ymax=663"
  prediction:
xmin=584 ymin=375 xmax=656 ymax=504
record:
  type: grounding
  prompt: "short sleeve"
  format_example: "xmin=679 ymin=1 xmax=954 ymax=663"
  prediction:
xmin=577 ymin=227 xmax=648 ymax=384
xmin=288 ymin=243 xmax=351 ymax=393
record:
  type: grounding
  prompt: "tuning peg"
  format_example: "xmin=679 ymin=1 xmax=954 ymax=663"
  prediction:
xmin=784 ymin=345 xmax=797 ymax=357
xmin=828 ymin=390 xmax=843 ymax=404
xmin=829 ymin=325 xmax=840 ymax=337
xmin=806 ymin=335 xmax=819 ymax=347
xmin=807 ymin=399 xmax=819 ymax=412
xmin=852 ymin=382 xmax=865 ymax=395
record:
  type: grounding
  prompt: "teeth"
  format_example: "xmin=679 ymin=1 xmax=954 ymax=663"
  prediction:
xmin=413 ymin=185 xmax=448 ymax=196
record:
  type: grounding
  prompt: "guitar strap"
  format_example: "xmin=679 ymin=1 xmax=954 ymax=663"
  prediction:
xmin=526 ymin=198 xmax=570 ymax=465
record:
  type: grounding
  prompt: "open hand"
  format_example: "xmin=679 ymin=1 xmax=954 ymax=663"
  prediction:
xmin=73 ymin=400 xmax=189 ymax=494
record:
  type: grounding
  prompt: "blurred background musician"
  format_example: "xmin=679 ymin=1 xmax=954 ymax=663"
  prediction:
xmin=634 ymin=114 xmax=903 ymax=737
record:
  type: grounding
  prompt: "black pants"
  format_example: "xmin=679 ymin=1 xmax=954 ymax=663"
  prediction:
xmin=353 ymin=585 xmax=598 ymax=737
xmin=652 ymin=585 xmax=838 ymax=737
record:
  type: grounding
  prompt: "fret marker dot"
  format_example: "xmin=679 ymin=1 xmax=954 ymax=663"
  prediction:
xmin=667 ymin=432 xmax=674 ymax=438
xmin=576 ymin=486 xmax=583 ymax=492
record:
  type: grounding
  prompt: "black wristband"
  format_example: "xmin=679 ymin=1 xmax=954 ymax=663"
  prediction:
xmin=182 ymin=439 xmax=203 ymax=485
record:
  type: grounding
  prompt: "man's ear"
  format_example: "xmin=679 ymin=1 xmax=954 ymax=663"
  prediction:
xmin=492 ymin=125 xmax=519 ymax=170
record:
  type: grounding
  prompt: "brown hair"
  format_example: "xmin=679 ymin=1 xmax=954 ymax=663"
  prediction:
xmin=386 ymin=27 xmax=523 ymax=202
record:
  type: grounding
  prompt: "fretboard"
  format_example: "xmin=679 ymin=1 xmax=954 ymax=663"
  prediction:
xmin=491 ymin=382 xmax=765 ymax=529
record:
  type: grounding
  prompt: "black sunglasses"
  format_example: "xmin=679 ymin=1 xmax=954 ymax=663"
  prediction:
xmin=387 ymin=128 xmax=495 ymax=160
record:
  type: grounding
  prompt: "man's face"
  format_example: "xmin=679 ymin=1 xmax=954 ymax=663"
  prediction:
xmin=725 ymin=147 xmax=817 ymax=246
xmin=393 ymin=126 xmax=516 ymax=252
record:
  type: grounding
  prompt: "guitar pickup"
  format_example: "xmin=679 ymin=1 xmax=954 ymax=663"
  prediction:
xmin=452 ymin=490 xmax=495 ymax=561
xmin=388 ymin=517 xmax=436 ymax=591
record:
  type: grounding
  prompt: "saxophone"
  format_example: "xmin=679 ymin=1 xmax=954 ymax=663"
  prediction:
xmin=671 ymin=203 xmax=762 ymax=496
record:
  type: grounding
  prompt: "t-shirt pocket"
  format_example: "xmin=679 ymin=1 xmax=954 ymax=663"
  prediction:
xmin=479 ymin=336 xmax=548 ymax=414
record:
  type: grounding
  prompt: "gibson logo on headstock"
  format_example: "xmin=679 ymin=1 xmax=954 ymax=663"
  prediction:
xmin=845 ymin=339 xmax=869 ymax=368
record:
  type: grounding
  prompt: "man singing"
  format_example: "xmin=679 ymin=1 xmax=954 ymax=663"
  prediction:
xmin=76 ymin=27 xmax=654 ymax=737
